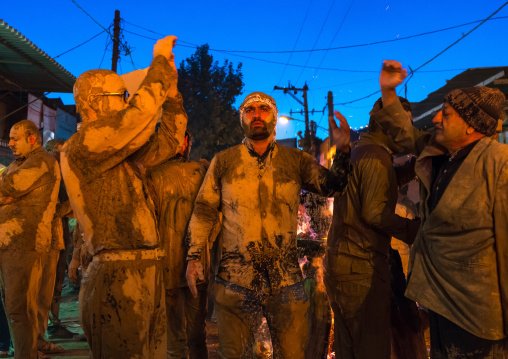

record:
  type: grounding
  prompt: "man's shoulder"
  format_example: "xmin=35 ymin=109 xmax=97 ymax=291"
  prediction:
xmin=352 ymin=141 xmax=392 ymax=166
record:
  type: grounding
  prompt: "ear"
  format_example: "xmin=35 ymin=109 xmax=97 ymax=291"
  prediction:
xmin=28 ymin=135 xmax=37 ymax=145
xmin=89 ymin=95 xmax=101 ymax=112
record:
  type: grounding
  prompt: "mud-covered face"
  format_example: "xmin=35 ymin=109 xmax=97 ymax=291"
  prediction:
xmin=241 ymin=102 xmax=277 ymax=140
xmin=9 ymin=126 xmax=35 ymax=158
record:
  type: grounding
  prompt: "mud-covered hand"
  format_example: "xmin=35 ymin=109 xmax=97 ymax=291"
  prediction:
xmin=153 ymin=35 xmax=177 ymax=64
xmin=68 ymin=258 xmax=80 ymax=285
xmin=186 ymin=260 xmax=205 ymax=298
xmin=329 ymin=110 xmax=351 ymax=153
xmin=379 ymin=60 xmax=407 ymax=91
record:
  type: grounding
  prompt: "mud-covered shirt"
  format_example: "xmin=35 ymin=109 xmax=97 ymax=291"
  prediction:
xmin=188 ymin=140 xmax=350 ymax=292
xmin=0 ymin=146 xmax=61 ymax=252
xmin=61 ymin=56 xmax=187 ymax=256
xmin=147 ymin=156 xmax=208 ymax=289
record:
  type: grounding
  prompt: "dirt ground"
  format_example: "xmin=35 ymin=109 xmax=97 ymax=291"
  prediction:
xmin=2 ymin=279 xmax=220 ymax=359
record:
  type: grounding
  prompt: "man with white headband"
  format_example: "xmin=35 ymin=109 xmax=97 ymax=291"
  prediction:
xmin=186 ymin=91 xmax=351 ymax=358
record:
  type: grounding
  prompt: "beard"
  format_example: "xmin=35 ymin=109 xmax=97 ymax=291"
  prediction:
xmin=242 ymin=116 xmax=276 ymax=141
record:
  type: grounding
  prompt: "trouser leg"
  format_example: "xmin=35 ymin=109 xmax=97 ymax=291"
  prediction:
xmin=264 ymin=282 xmax=309 ymax=359
xmin=80 ymin=257 xmax=167 ymax=359
xmin=429 ymin=310 xmax=507 ymax=359
xmin=0 ymin=250 xmax=42 ymax=359
xmin=324 ymin=274 xmax=391 ymax=359
xmin=213 ymin=281 xmax=261 ymax=359
xmin=184 ymin=285 xmax=208 ymax=359
xmin=37 ymin=250 xmax=59 ymax=339
xmin=0 ymin=294 xmax=10 ymax=351
xmin=50 ymin=249 xmax=67 ymax=325
xmin=165 ymin=288 xmax=187 ymax=359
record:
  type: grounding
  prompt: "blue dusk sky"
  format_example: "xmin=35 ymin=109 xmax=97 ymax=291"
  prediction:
xmin=3 ymin=0 xmax=508 ymax=140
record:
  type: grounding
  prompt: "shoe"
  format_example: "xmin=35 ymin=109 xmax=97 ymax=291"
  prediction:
xmin=37 ymin=339 xmax=65 ymax=354
xmin=46 ymin=325 xmax=75 ymax=339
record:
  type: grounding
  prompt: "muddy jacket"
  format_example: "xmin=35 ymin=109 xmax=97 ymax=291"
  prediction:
xmin=0 ymin=146 xmax=60 ymax=253
xmin=147 ymin=156 xmax=208 ymax=289
xmin=188 ymin=139 xmax=350 ymax=292
xmin=61 ymin=56 xmax=187 ymax=256
xmin=373 ymin=100 xmax=508 ymax=340
xmin=325 ymin=133 xmax=419 ymax=281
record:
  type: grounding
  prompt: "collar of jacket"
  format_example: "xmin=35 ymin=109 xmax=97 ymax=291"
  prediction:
xmin=357 ymin=132 xmax=393 ymax=155
xmin=242 ymin=137 xmax=276 ymax=160
xmin=15 ymin=145 xmax=44 ymax=163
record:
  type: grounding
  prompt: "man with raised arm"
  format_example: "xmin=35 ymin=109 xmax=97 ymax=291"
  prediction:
xmin=372 ymin=60 xmax=508 ymax=358
xmin=60 ymin=35 xmax=187 ymax=358
xmin=186 ymin=91 xmax=351 ymax=359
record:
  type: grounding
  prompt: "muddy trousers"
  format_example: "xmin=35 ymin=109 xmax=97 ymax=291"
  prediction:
xmin=80 ymin=253 xmax=167 ymax=359
xmin=0 ymin=250 xmax=42 ymax=359
xmin=429 ymin=310 xmax=507 ymax=359
xmin=49 ymin=249 xmax=67 ymax=325
xmin=324 ymin=273 xmax=391 ymax=359
xmin=213 ymin=278 xmax=309 ymax=359
xmin=37 ymin=249 xmax=59 ymax=340
xmin=165 ymin=285 xmax=208 ymax=359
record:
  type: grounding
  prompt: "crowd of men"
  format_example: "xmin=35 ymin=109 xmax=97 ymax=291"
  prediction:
xmin=0 ymin=35 xmax=507 ymax=359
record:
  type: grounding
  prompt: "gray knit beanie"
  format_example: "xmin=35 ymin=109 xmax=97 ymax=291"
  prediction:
xmin=444 ymin=86 xmax=506 ymax=136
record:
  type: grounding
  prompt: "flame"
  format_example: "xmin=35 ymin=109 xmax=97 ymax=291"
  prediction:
xmin=327 ymin=145 xmax=336 ymax=160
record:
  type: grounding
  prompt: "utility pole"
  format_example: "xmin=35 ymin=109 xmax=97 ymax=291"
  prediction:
xmin=327 ymin=91 xmax=334 ymax=148
xmin=111 ymin=10 xmax=121 ymax=73
xmin=274 ymin=83 xmax=324 ymax=155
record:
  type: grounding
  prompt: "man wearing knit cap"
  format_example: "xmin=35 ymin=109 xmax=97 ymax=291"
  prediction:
xmin=186 ymin=91 xmax=352 ymax=358
xmin=372 ymin=60 xmax=508 ymax=358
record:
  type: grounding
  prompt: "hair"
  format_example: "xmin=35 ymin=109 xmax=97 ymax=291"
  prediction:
xmin=13 ymin=120 xmax=42 ymax=143
xmin=45 ymin=138 xmax=65 ymax=154
xmin=369 ymin=96 xmax=412 ymax=132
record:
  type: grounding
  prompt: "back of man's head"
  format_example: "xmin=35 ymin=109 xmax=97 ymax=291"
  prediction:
xmin=368 ymin=96 xmax=411 ymax=132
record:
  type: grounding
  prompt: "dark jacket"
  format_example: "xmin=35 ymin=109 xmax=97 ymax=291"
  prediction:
xmin=324 ymin=133 xmax=419 ymax=281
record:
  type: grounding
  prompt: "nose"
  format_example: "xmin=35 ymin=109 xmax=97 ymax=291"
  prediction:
xmin=253 ymin=107 xmax=263 ymax=118
xmin=8 ymin=140 xmax=14 ymax=148
xmin=432 ymin=111 xmax=443 ymax=124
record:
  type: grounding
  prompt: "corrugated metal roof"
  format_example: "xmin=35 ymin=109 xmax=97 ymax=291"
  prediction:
xmin=0 ymin=20 xmax=76 ymax=93
xmin=412 ymin=66 xmax=508 ymax=129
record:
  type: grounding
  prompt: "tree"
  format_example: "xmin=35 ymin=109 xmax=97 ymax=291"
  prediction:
xmin=177 ymin=44 xmax=244 ymax=160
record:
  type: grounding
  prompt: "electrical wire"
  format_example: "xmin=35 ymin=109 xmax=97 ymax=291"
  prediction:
xmin=54 ymin=30 xmax=106 ymax=58
xmin=294 ymin=0 xmax=337 ymax=85
xmin=311 ymin=0 xmax=355 ymax=82
xmin=334 ymin=2 xmax=508 ymax=106
xmin=275 ymin=0 xmax=315 ymax=88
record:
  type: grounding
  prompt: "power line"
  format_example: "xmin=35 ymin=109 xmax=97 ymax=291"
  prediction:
xmin=54 ymin=30 xmax=107 ymax=58
xmin=187 ymin=16 xmax=508 ymax=54
xmin=334 ymin=2 xmax=508 ymax=106
xmin=123 ymin=23 xmax=475 ymax=74
xmin=311 ymin=0 xmax=355 ymax=82
xmin=71 ymin=0 xmax=113 ymax=37
xmin=275 ymin=0 xmax=315 ymax=88
xmin=295 ymin=0 xmax=337 ymax=85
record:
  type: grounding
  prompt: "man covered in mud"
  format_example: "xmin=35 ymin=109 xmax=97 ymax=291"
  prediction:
xmin=60 ymin=35 xmax=187 ymax=358
xmin=372 ymin=60 xmax=508 ymax=358
xmin=186 ymin=91 xmax=351 ymax=358
xmin=0 ymin=120 xmax=61 ymax=359
xmin=146 ymin=131 xmax=210 ymax=359
xmin=35 ymin=139 xmax=71 ymax=355
xmin=323 ymin=98 xmax=420 ymax=359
